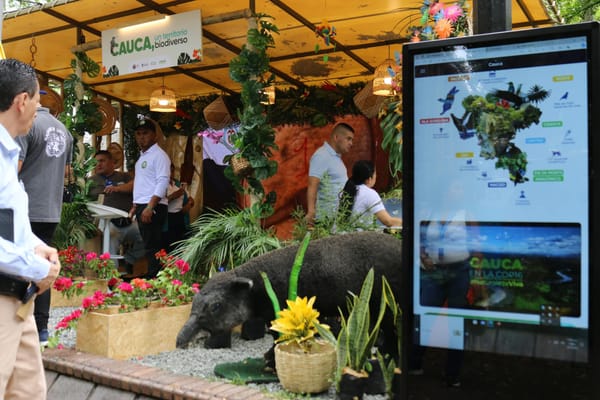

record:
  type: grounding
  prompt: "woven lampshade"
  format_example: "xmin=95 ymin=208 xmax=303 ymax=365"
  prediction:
xmin=149 ymin=86 xmax=177 ymax=112
xmin=260 ymin=85 xmax=276 ymax=105
xmin=372 ymin=59 xmax=395 ymax=96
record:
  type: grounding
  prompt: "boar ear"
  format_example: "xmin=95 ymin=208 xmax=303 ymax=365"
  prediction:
xmin=231 ymin=277 xmax=253 ymax=291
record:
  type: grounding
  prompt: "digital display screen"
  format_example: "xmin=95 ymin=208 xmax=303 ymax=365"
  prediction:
xmin=404 ymin=26 xmax=594 ymax=362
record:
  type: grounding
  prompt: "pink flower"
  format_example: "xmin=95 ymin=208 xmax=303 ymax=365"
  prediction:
xmin=171 ymin=279 xmax=182 ymax=287
xmin=117 ymin=282 xmax=134 ymax=293
xmin=99 ymin=252 xmax=111 ymax=261
xmin=175 ymin=259 xmax=190 ymax=274
xmin=56 ymin=318 xmax=69 ymax=329
xmin=85 ymin=252 xmax=97 ymax=262
xmin=429 ymin=2 xmax=443 ymax=16
xmin=82 ymin=296 xmax=95 ymax=309
xmin=444 ymin=4 xmax=463 ymax=23
xmin=76 ymin=281 xmax=86 ymax=289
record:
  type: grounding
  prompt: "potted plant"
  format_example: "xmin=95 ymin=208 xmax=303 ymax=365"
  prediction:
xmin=270 ymin=295 xmax=336 ymax=394
xmin=316 ymin=268 xmax=401 ymax=400
xmin=49 ymin=251 xmax=201 ymax=359
xmin=51 ymin=247 xmax=119 ymax=307
xmin=259 ymin=232 xmax=336 ymax=393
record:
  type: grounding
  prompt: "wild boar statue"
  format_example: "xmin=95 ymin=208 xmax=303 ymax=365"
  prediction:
xmin=176 ymin=231 xmax=402 ymax=350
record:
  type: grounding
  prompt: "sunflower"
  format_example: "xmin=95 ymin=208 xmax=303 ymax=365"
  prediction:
xmin=271 ymin=296 xmax=329 ymax=351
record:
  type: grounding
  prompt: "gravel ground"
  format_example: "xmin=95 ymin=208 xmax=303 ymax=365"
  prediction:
xmin=49 ymin=307 xmax=386 ymax=400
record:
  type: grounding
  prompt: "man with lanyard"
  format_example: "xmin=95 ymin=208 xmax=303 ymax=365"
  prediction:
xmin=130 ymin=118 xmax=170 ymax=278
xmin=0 ymin=58 xmax=61 ymax=399
xmin=306 ymin=122 xmax=354 ymax=226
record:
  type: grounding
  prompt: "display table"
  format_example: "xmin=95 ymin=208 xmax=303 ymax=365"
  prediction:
xmin=86 ymin=203 xmax=129 ymax=257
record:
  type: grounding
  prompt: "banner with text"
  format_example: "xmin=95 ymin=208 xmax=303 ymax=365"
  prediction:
xmin=101 ymin=10 xmax=202 ymax=78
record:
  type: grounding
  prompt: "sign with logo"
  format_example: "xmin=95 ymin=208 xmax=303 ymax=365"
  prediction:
xmin=101 ymin=10 xmax=202 ymax=77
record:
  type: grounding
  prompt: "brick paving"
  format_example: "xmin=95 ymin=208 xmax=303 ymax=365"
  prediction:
xmin=43 ymin=348 xmax=270 ymax=400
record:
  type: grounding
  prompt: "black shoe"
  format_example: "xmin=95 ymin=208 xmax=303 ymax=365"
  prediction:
xmin=39 ymin=329 xmax=49 ymax=347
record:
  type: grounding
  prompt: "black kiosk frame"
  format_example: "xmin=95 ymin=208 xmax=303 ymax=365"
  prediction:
xmin=401 ymin=21 xmax=600 ymax=393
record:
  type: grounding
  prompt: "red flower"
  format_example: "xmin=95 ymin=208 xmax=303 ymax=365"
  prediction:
xmin=117 ymin=282 xmax=134 ymax=293
xmin=85 ymin=252 xmax=97 ymax=262
xmin=53 ymin=276 xmax=73 ymax=292
xmin=99 ymin=252 xmax=111 ymax=261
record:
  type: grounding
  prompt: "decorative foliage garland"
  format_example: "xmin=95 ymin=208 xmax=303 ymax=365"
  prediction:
xmin=225 ymin=13 xmax=279 ymax=211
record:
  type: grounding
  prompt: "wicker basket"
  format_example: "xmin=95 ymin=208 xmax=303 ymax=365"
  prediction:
xmin=203 ymin=95 xmax=235 ymax=130
xmin=353 ymin=80 xmax=386 ymax=118
xmin=275 ymin=340 xmax=336 ymax=394
xmin=230 ymin=154 xmax=252 ymax=177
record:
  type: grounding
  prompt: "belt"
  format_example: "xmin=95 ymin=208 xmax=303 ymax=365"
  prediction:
xmin=0 ymin=273 xmax=36 ymax=302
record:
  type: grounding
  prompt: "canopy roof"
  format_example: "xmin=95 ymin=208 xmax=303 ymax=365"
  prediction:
xmin=2 ymin=0 xmax=556 ymax=107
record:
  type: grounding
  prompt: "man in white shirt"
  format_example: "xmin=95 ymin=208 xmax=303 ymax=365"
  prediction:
xmin=306 ymin=122 xmax=354 ymax=226
xmin=130 ymin=118 xmax=170 ymax=278
xmin=0 ymin=58 xmax=61 ymax=400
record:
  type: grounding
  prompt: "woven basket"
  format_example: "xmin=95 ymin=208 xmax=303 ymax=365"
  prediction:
xmin=275 ymin=340 xmax=336 ymax=394
xmin=230 ymin=154 xmax=252 ymax=177
xmin=203 ymin=95 xmax=235 ymax=130
xmin=353 ymin=80 xmax=386 ymax=118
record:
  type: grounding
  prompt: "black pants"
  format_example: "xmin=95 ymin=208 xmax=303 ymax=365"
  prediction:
xmin=134 ymin=204 xmax=167 ymax=279
xmin=165 ymin=211 xmax=186 ymax=253
xmin=30 ymin=222 xmax=57 ymax=332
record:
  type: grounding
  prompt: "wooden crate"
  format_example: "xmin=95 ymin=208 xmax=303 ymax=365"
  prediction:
xmin=75 ymin=304 xmax=192 ymax=360
xmin=50 ymin=279 xmax=109 ymax=308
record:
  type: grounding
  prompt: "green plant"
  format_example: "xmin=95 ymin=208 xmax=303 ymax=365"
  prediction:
xmin=316 ymin=269 xmax=401 ymax=387
xmin=270 ymin=295 xmax=329 ymax=352
xmin=84 ymin=251 xmax=119 ymax=280
xmin=52 ymin=276 xmax=86 ymax=299
xmin=71 ymin=141 xmax=98 ymax=202
xmin=52 ymin=203 xmax=98 ymax=249
xmin=225 ymin=13 xmax=279 ymax=207
xmin=56 ymin=245 xmax=86 ymax=278
xmin=379 ymin=100 xmax=403 ymax=181
xmin=59 ymin=52 xmax=102 ymax=137
xmin=261 ymin=231 xmax=312 ymax=318
xmin=172 ymin=203 xmax=281 ymax=280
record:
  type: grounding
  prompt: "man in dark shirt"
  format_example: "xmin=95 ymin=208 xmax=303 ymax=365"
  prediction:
xmin=89 ymin=150 xmax=144 ymax=274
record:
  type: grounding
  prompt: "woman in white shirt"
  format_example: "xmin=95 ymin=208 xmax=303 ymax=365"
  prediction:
xmin=338 ymin=160 xmax=402 ymax=229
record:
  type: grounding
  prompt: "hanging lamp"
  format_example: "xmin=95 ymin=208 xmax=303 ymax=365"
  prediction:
xmin=372 ymin=59 xmax=396 ymax=96
xmin=149 ymin=76 xmax=177 ymax=112
xmin=260 ymin=85 xmax=276 ymax=105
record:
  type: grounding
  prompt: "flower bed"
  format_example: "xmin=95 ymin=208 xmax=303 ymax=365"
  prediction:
xmin=51 ymin=250 xmax=201 ymax=358
xmin=50 ymin=279 xmax=109 ymax=308
xmin=75 ymin=303 xmax=192 ymax=359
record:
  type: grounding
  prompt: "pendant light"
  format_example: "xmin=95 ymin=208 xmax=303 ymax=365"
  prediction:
xmin=260 ymin=85 xmax=276 ymax=105
xmin=372 ymin=59 xmax=395 ymax=96
xmin=149 ymin=76 xmax=177 ymax=112
xmin=373 ymin=46 xmax=397 ymax=96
